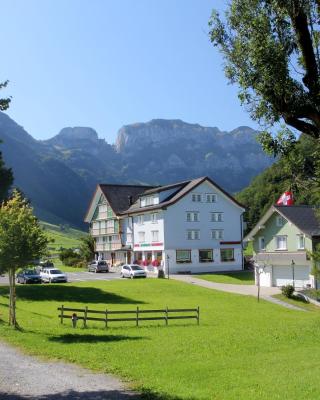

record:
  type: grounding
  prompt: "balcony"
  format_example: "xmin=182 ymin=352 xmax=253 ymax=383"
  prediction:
xmin=95 ymin=242 xmax=122 ymax=251
xmin=90 ymin=227 xmax=120 ymax=236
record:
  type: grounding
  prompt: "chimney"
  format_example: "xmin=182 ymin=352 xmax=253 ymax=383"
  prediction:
xmin=128 ymin=195 xmax=133 ymax=206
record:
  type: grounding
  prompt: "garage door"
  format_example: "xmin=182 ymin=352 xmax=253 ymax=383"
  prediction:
xmin=272 ymin=265 xmax=310 ymax=288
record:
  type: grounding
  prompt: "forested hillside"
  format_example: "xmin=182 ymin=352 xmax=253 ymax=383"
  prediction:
xmin=237 ymin=135 xmax=320 ymax=233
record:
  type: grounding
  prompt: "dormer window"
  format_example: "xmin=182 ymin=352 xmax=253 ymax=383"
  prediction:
xmin=140 ymin=195 xmax=155 ymax=207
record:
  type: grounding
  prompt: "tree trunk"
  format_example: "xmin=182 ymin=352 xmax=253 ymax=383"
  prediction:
xmin=8 ymin=268 xmax=17 ymax=327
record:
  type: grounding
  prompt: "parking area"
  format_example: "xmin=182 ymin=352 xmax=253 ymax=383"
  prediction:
xmin=0 ymin=270 xmax=122 ymax=285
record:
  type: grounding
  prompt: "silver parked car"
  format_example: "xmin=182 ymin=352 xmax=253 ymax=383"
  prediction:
xmin=120 ymin=264 xmax=147 ymax=279
xmin=87 ymin=260 xmax=110 ymax=273
xmin=40 ymin=268 xmax=68 ymax=283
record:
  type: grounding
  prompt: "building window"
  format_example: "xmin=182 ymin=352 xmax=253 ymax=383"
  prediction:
xmin=186 ymin=212 xmax=199 ymax=222
xmin=221 ymin=248 xmax=234 ymax=262
xmin=275 ymin=235 xmax=287 ymax=250
xmin=211 ymin=212 xmax=223 ymax=222
xmin=137 ymin=215 xmax=144 ymax=225
xmin=151 ymin=230 xmax=159 ymax=242
xmin=192 ymin=193 xmax=202 ymax=202
xmin=206 ymin=194 xmax=217 ymax=203
xmin=297 ymin=234 xmax=305 ymax=250
xmin=276 ymin=216 xmax=286 ymax=227
xmin=258 ymin=237 xmax=266 ymax=251
xmin=187 ymin=230 xmax=200 ymax=240
xmin=211 ymin=229 xmax=224 ymax=240
xmin=151 ymin=213 xmax=158 ymax=223
xmin=176 ymin=249 xmax=191 ymax=263
xmin=99 ymin=204 xmax=108 ymax=213
xmin=145 ymin=196 xmax=154 ymax=206
xmin=199 ymin=249 xmax=213 ymax=263
xmin=138 ymin=231 xmax=145 ymax=243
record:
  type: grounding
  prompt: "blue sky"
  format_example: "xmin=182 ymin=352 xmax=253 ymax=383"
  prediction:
xmin=0 ymin=0 xmax=258 ymax=142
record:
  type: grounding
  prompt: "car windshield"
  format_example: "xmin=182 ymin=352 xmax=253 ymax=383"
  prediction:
xmin=98 ymin=261 xmax=107 ymax=265
xmin=50 ymin=269 xmax=63 ymax=274
xmin=131 ymin=265 xmax=144 ymax=271
xmin=24 ymin=270 xmax=37 ymax=275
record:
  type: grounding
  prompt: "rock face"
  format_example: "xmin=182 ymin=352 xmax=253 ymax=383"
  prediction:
xmin=0 ymin=113 xmax=272 ymax=228
xmin=114 ymin=119 xmax=272 ymax=192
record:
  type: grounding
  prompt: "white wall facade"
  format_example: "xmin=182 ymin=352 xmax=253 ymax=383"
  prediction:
xmin=130 ymin=180 xmax=244 ymax=274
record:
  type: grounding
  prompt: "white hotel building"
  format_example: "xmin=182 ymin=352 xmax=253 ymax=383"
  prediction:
xmin=84 ymin=177 xmax=245 ymax=274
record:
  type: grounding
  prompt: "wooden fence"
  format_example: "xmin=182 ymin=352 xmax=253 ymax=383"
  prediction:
xmin=57 ymin=305 xmax=200 ymax=328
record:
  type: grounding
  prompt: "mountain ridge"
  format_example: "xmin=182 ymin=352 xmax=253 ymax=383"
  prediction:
xmin=0 ymin=112 xmax=273 ymax=228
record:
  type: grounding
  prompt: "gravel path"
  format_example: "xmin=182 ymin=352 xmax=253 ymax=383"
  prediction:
xmin=0 ymin=341 xmax=141 ymax=400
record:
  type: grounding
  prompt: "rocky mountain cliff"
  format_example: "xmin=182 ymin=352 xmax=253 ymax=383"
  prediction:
xmin=0 ymin=113 xmax=272 ymax=228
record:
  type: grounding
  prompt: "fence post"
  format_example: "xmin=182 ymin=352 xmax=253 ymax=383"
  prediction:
xmin=84 ymin=306 xmax=88 ymax=328
xmin=165 ymin=306 xmax=168 ymax=326
xmin=60 ymin=305 xmax=64 ymax=324
xmin=136 ymin=306 xmax=139 ymax=327
xmin=197 ymin=306 xmax=200 ymax=325
xmin=105 ymin=309 xmax=108 ymax=328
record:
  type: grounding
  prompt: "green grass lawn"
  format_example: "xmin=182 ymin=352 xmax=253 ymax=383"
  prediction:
xmin=1 ymin=280 xmax=320 ymax=399
xmin=194 ymin=270 xmax=254 ymax=285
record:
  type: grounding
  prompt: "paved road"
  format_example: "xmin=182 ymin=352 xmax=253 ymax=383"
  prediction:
xmin=0 ymin=341 xmax=141 ymax=400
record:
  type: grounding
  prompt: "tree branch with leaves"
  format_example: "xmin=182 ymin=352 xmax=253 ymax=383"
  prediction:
xmin=209 ymin=0 xmax=320 ymax=151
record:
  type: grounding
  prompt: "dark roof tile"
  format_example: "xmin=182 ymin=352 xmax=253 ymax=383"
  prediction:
xmin=275 ymin=205 xmax=320 ymax=236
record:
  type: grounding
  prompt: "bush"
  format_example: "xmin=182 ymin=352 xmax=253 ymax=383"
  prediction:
xmin=59 ymin=248 xmax=81 ymax=266
xmin=158 ymin=269 xmax=165 ymax=279
xmin=281 ymin=284 xmax=294 ymax=298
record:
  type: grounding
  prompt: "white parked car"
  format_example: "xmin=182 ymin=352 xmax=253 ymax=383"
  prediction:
xmin=40 ymin=268 xmax=68 ymax=283
xmin=120 ymin=264 xmax=147 ymax=279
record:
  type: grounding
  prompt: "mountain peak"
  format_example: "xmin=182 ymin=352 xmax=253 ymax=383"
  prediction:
xmin=56 ymin=127 xmax=99 ymax=141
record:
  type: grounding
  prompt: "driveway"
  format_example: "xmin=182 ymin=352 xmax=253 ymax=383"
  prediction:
xmin=0 ymin=341 xmax=141 ymax=400
xmin=171 ymin=275 xmax=306 ymax=311
xmin=171 ymin=274 xmax=280 ymax=296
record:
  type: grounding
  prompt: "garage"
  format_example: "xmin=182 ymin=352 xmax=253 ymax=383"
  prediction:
xmin=272 ymin=265 xmax=310 ymax=288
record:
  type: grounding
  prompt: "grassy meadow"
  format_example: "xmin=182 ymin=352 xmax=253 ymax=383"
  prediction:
xmin=40 ymin=221 xmax=86 ymax=271
xmin=194 ymin=270 xmax=254 ymax=285
xmin=0 ymin=279 xmax=320 ymax=399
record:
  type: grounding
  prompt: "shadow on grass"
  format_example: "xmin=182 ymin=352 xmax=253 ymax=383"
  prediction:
xmin=0 ymin=390 xmax=192 ymax=400
xmin=49 ymin=333 xmax=146 ymax=344
xmin=0 ymin=285 xmax=145 ymax=305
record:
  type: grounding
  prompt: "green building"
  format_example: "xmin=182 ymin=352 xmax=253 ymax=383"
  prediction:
xmin=245 ymin=205 xmax=320 ymax=288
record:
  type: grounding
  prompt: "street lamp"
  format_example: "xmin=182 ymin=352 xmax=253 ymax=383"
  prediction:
xmin=291 ymin=260 xmax=295 ymax=289
xmin=254 ymin=262 xmax=265 ymax=302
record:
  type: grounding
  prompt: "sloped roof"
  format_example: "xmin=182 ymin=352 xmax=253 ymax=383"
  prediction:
xmin=99 ymin=184 xmax=154 ymax=214
xmin=120 ymin=176 xmax=245 ymax=215
xmin=244 ymin=205 xmax=320 ymax=241
xmin=275 ymin=205 xmax=320 ymax=237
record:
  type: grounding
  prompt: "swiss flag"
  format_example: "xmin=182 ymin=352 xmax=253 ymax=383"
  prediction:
xmin=276 ymin=191 xmax=294 ymax=206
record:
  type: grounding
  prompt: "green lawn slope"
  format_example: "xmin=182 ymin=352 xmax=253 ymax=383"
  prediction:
xmin=0 ymin=279 xmax=320 ymax=400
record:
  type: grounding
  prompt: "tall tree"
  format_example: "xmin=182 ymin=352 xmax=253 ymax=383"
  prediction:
xmin=0 ymin=190 xmax=49 ymax=327
xmin=0 ymin=80 xmax=13 ymax=200
xmin=209 ymin=1 xmax=320 ymax=152
xmin=79 ymin=234 xmax=95 ymax=263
